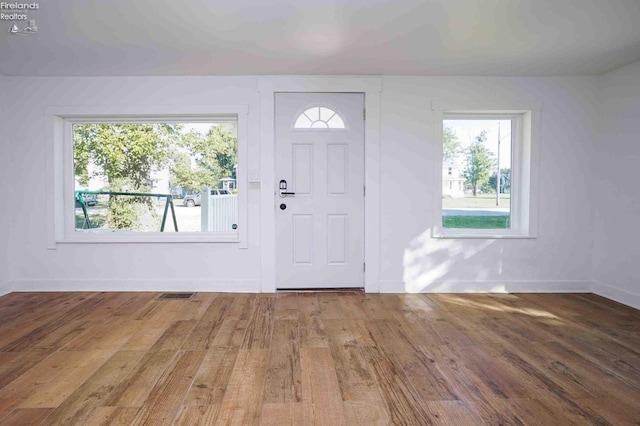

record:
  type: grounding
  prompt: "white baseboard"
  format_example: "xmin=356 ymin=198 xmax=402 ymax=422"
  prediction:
xmin=5 ymin=279 xmax=605 ymax=298
xmin=0 ymin=281 xmax=12 ymax=297
xmin=380 ymin=280 xmax=594 ymax=294
xmin=11 ymin=279 xmax=262 ymax=293
xmin=594 ymin=282 xmax=640 ymax=310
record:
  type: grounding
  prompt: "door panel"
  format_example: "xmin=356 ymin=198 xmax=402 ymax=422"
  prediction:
xmin=327 ymin=214 xmax=347 ymax=264
xmin=327 ymin=145 xmax=348 ymax=195
xmin=293 ymin=215 xmax=313 ymax=265
xmin=293 ymin=144 xmax=313 ymax=195
xmin=275 ymin=93 xmax=365 ymax=289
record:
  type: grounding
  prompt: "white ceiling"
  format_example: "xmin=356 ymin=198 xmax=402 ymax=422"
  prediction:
xmin=1 ymin=0 xmax=640 ymax=77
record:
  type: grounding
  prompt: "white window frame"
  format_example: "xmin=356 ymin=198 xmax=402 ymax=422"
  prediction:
xmin=432 ymin=102 xmax=540 ymax=239
xmin=45 ymin=105 xmax=249 ymax=247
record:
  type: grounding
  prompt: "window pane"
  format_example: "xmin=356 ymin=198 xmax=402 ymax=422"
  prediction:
xmin=310 ymin=121 xmax=329 ymax=129
xmin=294 ymin=106 xmax=345 ymax=129
xmin=442 ymin=118 xmax=512 ymax=229
xmin=326 ymin=114 xmax=345 ymax=129
xmin=73 ymin=121 xmax=238 ymax=233
xmin=319 ymin=107 xmax=335 ymax=122
xmin=294 ymin=114 xmax=313 ymax=128
xmin=304 ymin=107 xmax=320 ymax=122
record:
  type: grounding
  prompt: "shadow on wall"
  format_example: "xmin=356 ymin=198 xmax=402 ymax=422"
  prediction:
xmin=402 ymin=228 xmax=502 ymax=293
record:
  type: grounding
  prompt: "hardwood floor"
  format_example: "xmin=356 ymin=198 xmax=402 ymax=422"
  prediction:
xmin=0 ymin=291 xmax=638 ymax=425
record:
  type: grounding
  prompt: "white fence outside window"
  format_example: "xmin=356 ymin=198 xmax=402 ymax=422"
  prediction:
xmin=201 ymin=189 xmax=238 ymax=232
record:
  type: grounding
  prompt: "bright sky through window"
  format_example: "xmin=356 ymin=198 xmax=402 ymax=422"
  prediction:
xmin=444 ymin=119 xmax=512 ymax=169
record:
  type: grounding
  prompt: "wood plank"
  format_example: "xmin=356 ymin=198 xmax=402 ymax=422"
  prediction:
xmin=0 ymin=351 xmax=50 ymax=390
xmin=182 ymin=347 xmax=238 ymax=406
xmin=0 ymin=351 xmax=90 ymax=412
xmin=132 ymin=295 xmax=176 ymax=321
xmin=274 ymin=293 xmax=299 ymax=321
xmin=240 ymin=295 xmax=275 ymax=350
xmin=499 ymin=398 xmax=596 ymax=426
xmin=148 ymin=320 xmax=198 ymax=352
xmin=0 ymin=296 xmax=106 ymax=352
xmin=575 ymin=397 xmax=640 ymax=425
xmin=83 ymin=407 xmax=138 ymax=426
xmin=297 ymin=294 xmax=328 ymax=348
xmin=343 ymin=400 xmax=390 ymax=426
xmin=259 ymin=403 xmax=303 ymax=426
xmin=427 ymin=294 xmax=491 ymax=319
xmin=300 ymin=347 xmax=347 ymax=426
xmin=458 ymin=317 xmax=599 ymax=399
xmin=263 ymin=320 xmax=301 ymax=403
xmin=120 ymin=299 xmax=188 ymax=351
xmin=215 ymin=349 xmax=270 ymax=425
xmin=424 ymin=344 xmax=531 ymax=425
xmin=487 ymin=348 xmax=614 ymax=424
xmin=181 ymin=295 xmax=236 ymax=351
xmin=384 ymin=294 xmax=443 ymax=323
xmin=130 ymin=350 xmax=206 ymax=425
xmin=39 ymin=350 xmax=145 ymax=425
xmin=18 ymin=350 xmax=117 ymax=409
xmin=174 ymin=292 xmax=217 ymax=322
xmin=82 ymin=406 xmax=139 ymax=426
xmin=365 ymin=319 xmax=459 ymax=401
xmin=576 ymin=293 xmax=640 ymax=318
xmin=339 ymin=293 xmax=370 ymax=320
xmin=536 ymin=341 xmax=640 ymax=406
xmin=317 ymin=292 xmax=351 ymax=320
xmin=0 ymin=293 xmax=98 ymax=348
xmin=224 ymin=293 xmax=256 ymax=320
xmin=521 ymin=294 xmax=640 ymax=354
xmin=0 ymin=293 xmax=56 ymax=326
xmin=62 ymin=319 xmax=142 ymax=352
xmin=104 ymin=350 xmax=177 ymax=407
xmin=80 ymin=293 xmax=143 ymax=321
xmin=325 ymin=320 xmax=382 ymax=402
xmin=173 ymin=405 xmax=220 ymax=426
xmin=456 ymin=312 xmax=639 ymax=418
xmin=362 ymin=346 xmax=432 ymax=425
xmin=359 ymin=294 xmax=396 ymax=320
xmin=0 ymin=408 xmax=53 ymax=425
xmin=210 ymin=319 xmax=248 ymax=348
xmin=32 ymin=320 xmax=93 ymax=351
xmin=110 ymin=293 xmax=158 ymax=319
xmin=423 ymin=400 xmax=483 ymax=425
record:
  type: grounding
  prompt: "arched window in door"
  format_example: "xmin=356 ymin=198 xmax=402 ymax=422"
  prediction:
xmin=294 ymin=106 xmax=345 ymax=129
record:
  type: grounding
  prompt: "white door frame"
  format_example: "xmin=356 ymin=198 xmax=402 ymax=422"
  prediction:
xmin=258 ymin=77 xmax=382 ymax=293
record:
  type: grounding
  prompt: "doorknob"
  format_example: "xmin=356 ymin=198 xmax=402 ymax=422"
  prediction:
xmin=279 ymin=179 xmax=296 ymax=198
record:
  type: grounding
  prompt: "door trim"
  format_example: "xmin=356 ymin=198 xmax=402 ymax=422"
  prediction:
xmin=274 ymin=93 xmax=365 ymax=290
xmin=258 ymin=77 xmax=382 ymax=293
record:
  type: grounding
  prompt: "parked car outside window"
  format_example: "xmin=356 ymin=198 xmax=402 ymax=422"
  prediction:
xmin=183 ymin=189 xmax=231 ymax=207
xmin=84 ymin=195 xmax=98 ymax=207
xmin=75 ymin=193 xmax=98 ymax=208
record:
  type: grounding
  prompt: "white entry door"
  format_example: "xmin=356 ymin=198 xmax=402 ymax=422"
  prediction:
xmin=275 ymin=93 xmax=365 ymax=289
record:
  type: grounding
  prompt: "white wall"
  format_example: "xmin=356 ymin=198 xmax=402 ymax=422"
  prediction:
xmin=3 ymin=77 xmax=263 ymax=292
xmin=1 ymin=75 xmax=601 ymax=294
xmin=594 ymin=60 xmax=640 ymax=309
xmin=379 ymin=77 xmax=598 ymax=292
xmin=0 ymin=74 xmax=11 ymax=296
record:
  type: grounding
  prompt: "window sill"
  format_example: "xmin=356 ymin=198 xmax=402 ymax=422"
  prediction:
xmin=433 ymin=234 xmax=536 ymax=240
xmin=432 ymin=228 xmax=536 ymax=239
xmin=56 ymin=232 xmax=241 ymax=245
